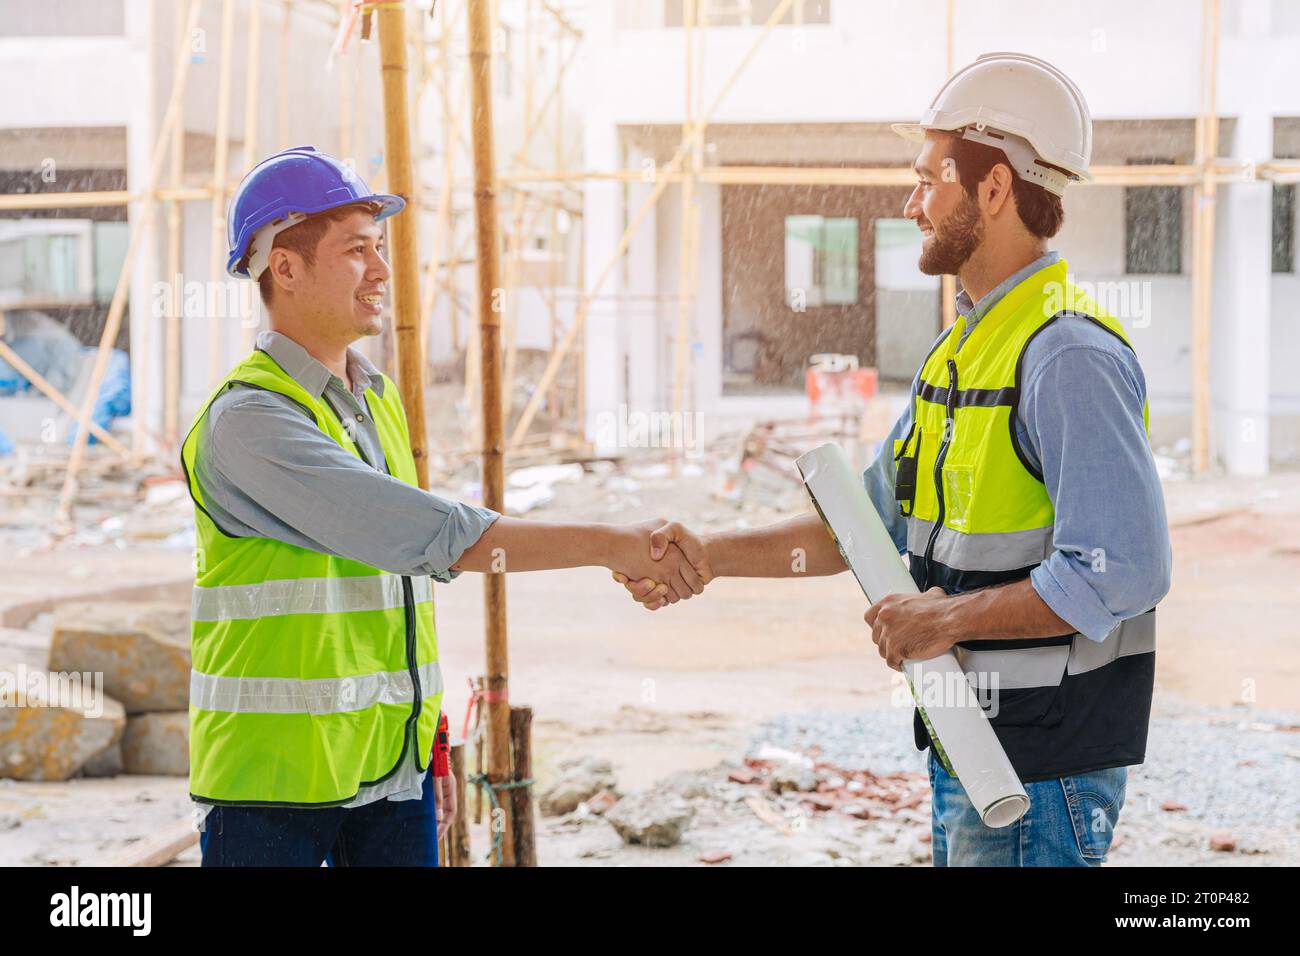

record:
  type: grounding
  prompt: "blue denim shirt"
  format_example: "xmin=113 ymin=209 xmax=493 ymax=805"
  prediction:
xmin=862 ymin=253 xmax=1172 ymax=641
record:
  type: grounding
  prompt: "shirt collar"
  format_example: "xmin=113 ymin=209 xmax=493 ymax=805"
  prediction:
xmin=955 ymin=251 xmax=1061 ymax=331
xmin=255 ymin=330 xmax=386 ymax=399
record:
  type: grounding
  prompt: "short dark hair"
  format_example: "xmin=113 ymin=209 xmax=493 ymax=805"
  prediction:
xmin=942 ymin=133 xmax=1065 ymax=239
xmin=255 ymin=200 xmax=383 ymax=308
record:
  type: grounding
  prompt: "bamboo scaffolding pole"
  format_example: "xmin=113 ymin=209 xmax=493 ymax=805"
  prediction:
xmin=941 ymin=0 xmax=957 ymax=329
xmin=537 ymin=0 xmax=581 ymax=38
xmin=377 ymin=0 xmax=431 ymax=489
xmin=1190 ymin=0 xmax=1220 ymax=474
xmin=0 ymin=340 xmax=128 ymax=454
xmin=0 ymin=187 xmax=212 ymax=211
xmin=508 ymin=0 xmax=797 ymax=449
xmin=206 ymin=0 xmax=236 ymax=387
xmin=466 ymin=0 xmax=513 ymax=866
xmin=163 ymin=0 xmax=188 ymax=447
xmin=494 ymin=163 xmax=1247 ymax=188
xmin=1256 ymin=160 xmax=1300 ymax=184
xmin=0 ymin=161 xmax=1252 ymax=215
xmin=57 ymin=0 xmax=204 ymax=521
xmin=239 ymin=0 xmax=264 ymax=356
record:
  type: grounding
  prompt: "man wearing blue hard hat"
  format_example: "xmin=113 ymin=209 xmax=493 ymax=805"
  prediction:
xmin=181 ymin=146 xmax=708 ymax=867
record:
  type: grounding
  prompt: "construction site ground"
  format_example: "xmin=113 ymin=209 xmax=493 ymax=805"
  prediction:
xmin=2 ymin=405 xmax=1298 ymax=867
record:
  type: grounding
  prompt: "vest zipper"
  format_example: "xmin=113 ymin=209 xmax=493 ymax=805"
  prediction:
xmin=921 ymin=358 xmax=959 ymax=590
xmin=401 ymin=575 xmax=423 ymax=754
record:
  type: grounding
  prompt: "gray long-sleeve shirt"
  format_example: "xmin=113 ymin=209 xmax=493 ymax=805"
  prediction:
xmin=862 ymin=252 xmax=1172 ymax=642
xmin=191 ymin=330 xmax=499 ymax=813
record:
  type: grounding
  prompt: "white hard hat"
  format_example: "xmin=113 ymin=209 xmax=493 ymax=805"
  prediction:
xmin=893 ymin=52 xmax=1092 ymax=197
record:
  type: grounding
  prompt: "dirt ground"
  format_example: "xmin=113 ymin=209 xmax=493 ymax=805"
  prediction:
xmin=1 ymin=459 xmax=1298 ymax=867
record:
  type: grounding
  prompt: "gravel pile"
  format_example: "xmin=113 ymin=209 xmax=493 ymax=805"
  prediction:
xmin=750 ymin=696 xmax=1300 ymax=865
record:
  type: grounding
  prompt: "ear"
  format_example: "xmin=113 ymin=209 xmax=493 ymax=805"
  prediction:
xmin=266 ymin=248 xmax=303 ymax=298
xmin=981 ymin=162 xmax=1016 ymax=217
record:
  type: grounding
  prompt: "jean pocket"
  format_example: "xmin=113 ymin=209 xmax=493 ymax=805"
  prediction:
xmin=1061 ymin=768 xmax=1127 ymax=863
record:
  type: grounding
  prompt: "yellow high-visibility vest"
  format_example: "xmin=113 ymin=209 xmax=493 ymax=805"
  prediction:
xmin=181 ymin=348 xmax=441 ymax=806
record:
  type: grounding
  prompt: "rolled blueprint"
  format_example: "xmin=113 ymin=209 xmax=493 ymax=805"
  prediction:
xmin=795 ymin=442 xmax=1030 ymax=828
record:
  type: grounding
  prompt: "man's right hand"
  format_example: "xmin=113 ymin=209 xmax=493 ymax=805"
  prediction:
xmin=613 ymin=521 xmax=712 ymax=611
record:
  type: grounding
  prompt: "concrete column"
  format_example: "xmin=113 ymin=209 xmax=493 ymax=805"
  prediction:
xmin=581 ymin=121 xmax=624 ymax=452
xmin=125 ymin=0 xmax=160 ymax=447
xmin=694 ymin=180 xmax=723 ymax=411
xmin=625 ymin=147 xmax=659 ymax=413
xmin=1211 ymin=8 xmax=1272 ymax=476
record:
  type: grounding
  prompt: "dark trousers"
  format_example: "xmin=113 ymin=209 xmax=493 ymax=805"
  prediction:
xmin=199 ymin=769 xmax=440 ymax=867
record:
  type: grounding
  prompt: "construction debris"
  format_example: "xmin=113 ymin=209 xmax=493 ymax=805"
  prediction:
xmin=49 ymin=603 xmax=190 ymax=714
xmin=538 ymin=756 xmax=617 ymax=817
xmin=0 ymin=664 xmax=125 ymax=781
xmin=121 ymin=712 xmax=190 ymax=777
xmin=604 ymin=789 xmax=695 ymax=848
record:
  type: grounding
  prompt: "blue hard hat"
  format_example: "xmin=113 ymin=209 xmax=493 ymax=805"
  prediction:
xmin=225 ymin=145 xmax=405 ymax=278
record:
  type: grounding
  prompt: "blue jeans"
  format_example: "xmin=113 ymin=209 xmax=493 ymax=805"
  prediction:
xmin=199 ymin=769 xmax=440 ymax=867
xmin=928 ymin=751 xmax=1126 ymax=867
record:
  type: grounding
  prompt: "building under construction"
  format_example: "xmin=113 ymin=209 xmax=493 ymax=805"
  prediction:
xmin=1 ymin=0 xmax=1299 ymax=877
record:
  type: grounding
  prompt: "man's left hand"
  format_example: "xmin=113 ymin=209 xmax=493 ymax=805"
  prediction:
xmin=864 ymin=586 xmax=958 ymax=670
xmin=436 ymin=771 xmax=457 ymax=842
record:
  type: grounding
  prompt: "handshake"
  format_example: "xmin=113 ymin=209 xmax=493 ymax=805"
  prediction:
xmin=608 ymin=519 xmax=713 ymax=612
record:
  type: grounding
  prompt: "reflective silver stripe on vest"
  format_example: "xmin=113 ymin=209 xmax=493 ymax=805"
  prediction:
xmin=190 ymin=659 xmax=444 ymax=714
xmin=952 ymin=611 xmax=1156 ymax=691
xmin=192 ymin=573 xmax=434 ymax=622
xmin=906 ymin=518 xmax=1053 ymax=573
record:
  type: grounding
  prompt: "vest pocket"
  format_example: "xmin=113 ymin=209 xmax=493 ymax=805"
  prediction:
xmin=941 ymin=462 xmax=975 ymax=531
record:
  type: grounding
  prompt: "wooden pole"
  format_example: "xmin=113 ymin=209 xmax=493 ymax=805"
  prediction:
xmin=378 ymin=0 xmax=432 ymax=489
xmin=447 ymin=743 xmax=471 ymax=866
xmin=207 ymin=0 xmax=235 ymax=387
xmin=1190 ymin=0 xmax=1220 ymax=474
xmin=509 ymin=705 xmax=536 ymax=867
xmin=239 ymin=0 xmax=263 ymax=355
xmin=466 ymin=0 xmax=513 ymax=866
xmin=940 ymin=0 xmax=957 ymax=330
xmin=57 ymin=0 xmax=203 ymax=521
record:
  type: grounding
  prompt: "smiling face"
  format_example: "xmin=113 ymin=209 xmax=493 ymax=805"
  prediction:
xmin=903 ymin=132 xmax=986 ymax=276
xmin=261 ymin=204 xmax=392 ymax=345
xmin=297 ymin=208 xmax=391 ymax=341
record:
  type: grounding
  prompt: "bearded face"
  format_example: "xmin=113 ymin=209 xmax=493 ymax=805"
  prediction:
xmin=917 ymin=189 xmax=985 ymax=276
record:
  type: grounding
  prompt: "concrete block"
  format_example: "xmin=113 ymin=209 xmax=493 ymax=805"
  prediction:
xmin=48 ymin=602 xmax=189 ymax=713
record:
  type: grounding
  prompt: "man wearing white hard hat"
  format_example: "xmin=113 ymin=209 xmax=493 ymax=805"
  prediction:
xmin=617 ymin=53 xmax=1171 ymax=866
